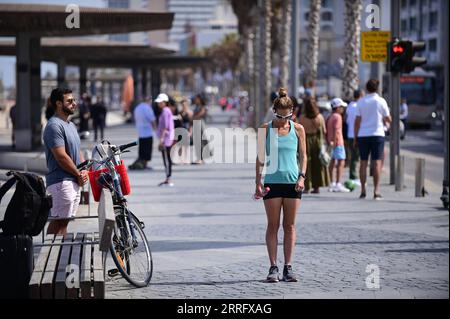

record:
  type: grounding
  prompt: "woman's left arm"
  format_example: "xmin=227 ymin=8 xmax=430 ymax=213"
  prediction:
xmin=295 ymin=123 xmax=307 ymax=191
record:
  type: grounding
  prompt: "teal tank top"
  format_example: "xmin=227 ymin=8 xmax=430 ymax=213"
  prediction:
xmin=264 ymin=120 xmax=299 ymax=184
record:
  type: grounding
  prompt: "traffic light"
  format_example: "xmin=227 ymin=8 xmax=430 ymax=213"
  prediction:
xmin=387 ymin=39 xmax=427 ymax=73
xmin=387 ymin=39 xmax=409 ymax=73
xmin=404 ymin=41 xmax=427 ymax=73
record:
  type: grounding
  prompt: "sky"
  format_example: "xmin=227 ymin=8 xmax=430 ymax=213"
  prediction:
xmin=0 ymin=0 xmax=105 ymax=88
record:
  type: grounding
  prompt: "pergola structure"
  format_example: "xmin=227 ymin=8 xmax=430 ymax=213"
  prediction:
xmin=0 ymin=38 xmax=210 ymax=119
xmin=0 ymin=3 xmax=175 ymax=151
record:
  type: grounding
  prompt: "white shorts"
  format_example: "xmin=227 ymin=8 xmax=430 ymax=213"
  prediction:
xmin=47 ymin=180 xmax=80 ymax=219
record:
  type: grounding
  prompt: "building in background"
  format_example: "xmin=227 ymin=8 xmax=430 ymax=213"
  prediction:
xmin=178 ymin=0 xmax=237 ymax=54
xmin=167 ymin=0 xmax=219 ymax=44
xmin=298 ymin=0 xmax=392 ymax=97
xmin=107 ymin=0 xmax=152 ymax=44
xmin=399 ymin=0 xmax=445 ymax=66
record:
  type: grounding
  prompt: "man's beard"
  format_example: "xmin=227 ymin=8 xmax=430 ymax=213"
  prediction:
xmin=62 ymin=105 xmax=75 ymax=115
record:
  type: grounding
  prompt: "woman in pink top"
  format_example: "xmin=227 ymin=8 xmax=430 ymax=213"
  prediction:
xmin=326 ymin=98 xmax=350 ymax=193
xmin=155 ymin=93 xmax=175 ymax=187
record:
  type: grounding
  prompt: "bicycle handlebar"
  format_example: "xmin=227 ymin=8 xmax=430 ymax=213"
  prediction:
xmin=119 ymin=141 xmax=138 ymax=152
xmin=77 ymin=141 xmax=137 ymax=171
xmin=77 ymin=160 xmax=90 ymax=170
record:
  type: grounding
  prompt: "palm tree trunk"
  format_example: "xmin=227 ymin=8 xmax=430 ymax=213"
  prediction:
xmin=305 ymin=0 xmax=321 ymax=89
xmin=260 ymin=0 xmax=272 ymax=124
xmin=342 ymin=0 xmax=362 ymax=101
xmin=279 ymin=0 xmax=291 ymax=88
xmin=254 ymin=15 xmax=262 ymax=126
xmin=245 ymin=28 xmax=257 ymax=127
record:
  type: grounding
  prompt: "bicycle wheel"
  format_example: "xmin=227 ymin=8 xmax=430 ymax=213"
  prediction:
xmin=110 ymin=208 xmax=153 ymax=287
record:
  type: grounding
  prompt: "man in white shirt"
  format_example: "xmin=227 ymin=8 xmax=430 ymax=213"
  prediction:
xmin=345 ymin=89 xmax=365 ymax=183
xmin=354 ymin=79 xmax=392 ymax=200
xmin=129 ymin=96 xmax=157 ymax=170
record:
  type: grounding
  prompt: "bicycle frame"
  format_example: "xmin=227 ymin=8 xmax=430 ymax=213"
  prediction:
xmin=80 ymin=141 xmax=139 ymax=251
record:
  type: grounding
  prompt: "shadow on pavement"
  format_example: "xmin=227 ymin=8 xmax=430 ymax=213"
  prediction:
xmin=148 ymin=239 xmax=448 ymax=253
xmin=385 ymin=248 xmax=449 ymax=253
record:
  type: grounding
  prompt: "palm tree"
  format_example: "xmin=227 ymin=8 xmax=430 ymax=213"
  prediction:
xmin=304 ymin=0 xmax=321 ymax=90
xmin=279 ymin=0 xmax=291 ymax=88
xmin=230 ymin=0 xmax=258 ymax=83
xmin=260 ymin=0 xmax=272 ymax=124
xmin=342 ymin=0 xmax=363 ymax=101
xmin=230 ymin=0 xmax=258 ymax=126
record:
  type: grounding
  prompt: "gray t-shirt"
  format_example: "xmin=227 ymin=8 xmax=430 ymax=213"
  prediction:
xmin=43 ymin=116 xmax=81 ymax=187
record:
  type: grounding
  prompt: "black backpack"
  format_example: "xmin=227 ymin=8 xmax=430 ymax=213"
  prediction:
xmin=0 ymin=171 xmax=52 ymax=236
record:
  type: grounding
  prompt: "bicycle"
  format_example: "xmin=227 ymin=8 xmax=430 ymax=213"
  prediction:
xmin=77 ymin=140 xmax=153 ymax=288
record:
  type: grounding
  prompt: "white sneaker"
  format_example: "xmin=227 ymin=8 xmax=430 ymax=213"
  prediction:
xmin=158 ymin=181 xmax=174 ymax=187
xmin=352 ymin=179 xmax=362 ymax=187
xmin=335 ymin=183 xmax=350 ymax=193
xmin=328 ymin=182 xmax=336 ymax=192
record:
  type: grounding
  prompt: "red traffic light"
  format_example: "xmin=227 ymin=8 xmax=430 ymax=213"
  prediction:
xmin=393 ymin=45 xmax=404 ymax=54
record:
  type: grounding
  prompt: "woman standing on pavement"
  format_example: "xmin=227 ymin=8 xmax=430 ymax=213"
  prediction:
xmin=254 ymin=87 xmax=307 ymax=282
xmin=299 ymin=97 xmax=330 ymax=193
xmin=180 ymin=99 xmax=193 ymax=164
xmin=155 ymin=93 xmax=175 ymax=187
xmin=192 ymin=94 xmax=211 ymax=164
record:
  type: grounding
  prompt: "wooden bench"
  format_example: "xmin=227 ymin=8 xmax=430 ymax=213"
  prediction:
xmin=29 ymin=189 xmax=114 ymax=299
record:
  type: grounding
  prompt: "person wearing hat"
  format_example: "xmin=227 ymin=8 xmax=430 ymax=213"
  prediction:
xmin=155 ymin=93 xmax=175 ymax=187
xmin=326 ymin=98 xmax=350 ymax=192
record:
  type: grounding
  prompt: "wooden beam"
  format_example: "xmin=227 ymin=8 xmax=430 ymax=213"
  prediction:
xmin=98 ymin=189 xmax=115 ymax=252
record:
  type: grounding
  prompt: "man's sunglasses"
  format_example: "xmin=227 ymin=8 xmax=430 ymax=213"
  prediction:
xmin=65 ymin=98 xmax=76 ymax=104
xmin=274 ymin=113 xmax=293 ymax=120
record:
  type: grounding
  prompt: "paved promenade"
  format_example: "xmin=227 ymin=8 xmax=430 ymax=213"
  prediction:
xmin=0 ymin=107 xmax=448 ymax=299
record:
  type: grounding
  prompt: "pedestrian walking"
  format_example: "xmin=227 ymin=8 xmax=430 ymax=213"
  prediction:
xmin=179 ymin=99 xmax=193 ymax=164
xmin=156 ymin=93 xmax=175 ymax=187
xmin=91 ymin=96 xmax=107 ymax=142
xmin=129 ymin=96 xmax=157 ymax=170
xmin=43 ymin=87 xmax=88 ymax=235
xmin=345 ymin=89 xmax=365 ymax=184
xmin=192 ymin=94 xmax=211 ymax=164
xmin=78 ymin=93 xmax=91 ymax=138
xmin=400 ymin=98 xmax=408 ymax=139
xmin=290 ymin=95 xmax=301 ymax=123
xmin=299 ymin=97 xmax=330 ymax=193
xmin=326 ymin=98 xmax=350 ymax=192
xmin=254 ymin=87 xmax=307 ymax=283
xmin=354 ymin=79 xmax=392 ymax=200
xmin=9 ymin=104 xmax=16 ymax=149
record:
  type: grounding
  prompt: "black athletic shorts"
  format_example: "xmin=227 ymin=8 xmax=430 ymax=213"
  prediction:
xmin=263 ymin=183 xmax=303 ymax=200
xmin=138 ymin=137 xmax=153 ymax=161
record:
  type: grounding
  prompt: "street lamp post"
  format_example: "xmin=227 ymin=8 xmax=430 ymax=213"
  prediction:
xmin=389 ymin=0 xmax=401 ymax=187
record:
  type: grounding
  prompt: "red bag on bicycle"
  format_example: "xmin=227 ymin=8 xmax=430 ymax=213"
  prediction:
xmin=88 ymin=160 xmax=131 ymax=202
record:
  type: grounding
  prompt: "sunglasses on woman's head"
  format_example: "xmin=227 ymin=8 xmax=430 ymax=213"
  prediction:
xmin=274 ymin=113 xmax=293 ymax=120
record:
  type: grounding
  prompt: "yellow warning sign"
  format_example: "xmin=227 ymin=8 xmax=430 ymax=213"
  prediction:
xmin=361 ymin=31 xmax=391 ymax=62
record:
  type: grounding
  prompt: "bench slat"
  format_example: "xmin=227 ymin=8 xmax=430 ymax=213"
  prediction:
xmin=66 ymin=233 xmax=84 ymax=299
xmin=80 ymin=233 xmax=92 ymax=299
xmin=29 ymin=235 xmax=54 ymax=299
xmin=54 ymin=234 xmax=74 ymax=299
xmin=40 ymin=235 xmax=63 ymax=299
xmin=92 ymin=237 xmax=105 ymax=299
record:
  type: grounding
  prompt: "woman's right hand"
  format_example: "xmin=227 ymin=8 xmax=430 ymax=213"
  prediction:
xmin=254 ymin=183 xmax=269 ymax=200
